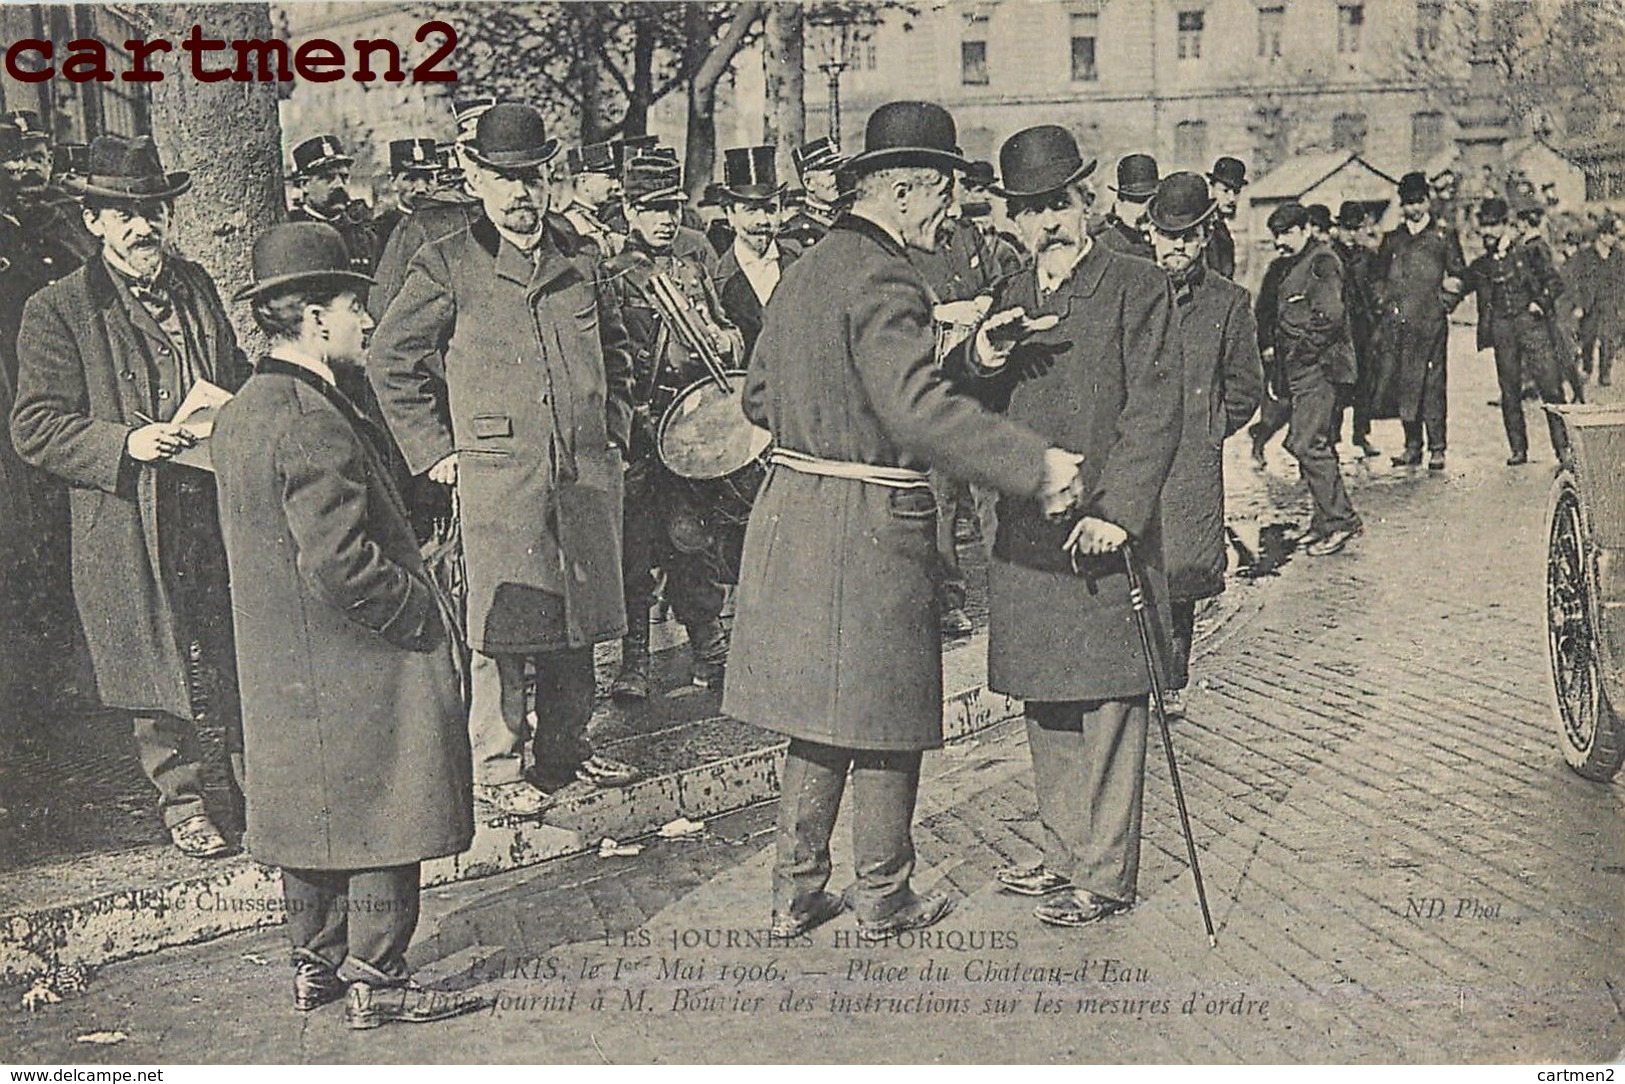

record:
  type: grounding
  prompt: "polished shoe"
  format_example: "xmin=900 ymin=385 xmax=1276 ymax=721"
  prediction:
xmin=1033 ymin=889 xmax=1130 ymax=929
xmin=170 ymin=814 xmax=233 ymax=859
xmin=1355 ymin=438 xmax=1381 ymax=459
xmin=293 ymin=959 xmax=346 ymax=1012
xmin=770 ymin=891 xmax=846 ymax=938
xmin=1390 ymin=448 xmax=1422 ymax=468
xmin=473 ymin=781 xmax=550 ymax=817
xmin=344 ymin=981 xmax=488 ymax=1030
xmin=994 ymin=864 xmax=1073 ymax=897
xmin=939 ymin=605 xmax=975 ymax=638
xmin=575 ymin=754 xmax=640 ymax=789
xmin=1162 ymin=687 xmax=1186 ymax=718
xmin=855 ymin=892 xmax=955 ymax=937
xmin=1305 ymin=526 xmax=1360 ymax=557
xmin=1427 ymin=451 xmax=1446 ymax=471
xmin=610 ymin=656 xmax=649 ymax=702
xmin=1506 ymin=452 xmax=1530 ymax=466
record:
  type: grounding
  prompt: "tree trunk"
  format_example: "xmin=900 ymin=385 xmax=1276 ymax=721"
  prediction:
xmin=623 ymin=11 xmax=658 ymax=139
xmin=762 ymin=3 xmax=805 ymax=180
xmin=142 ymin=3 xmax=283 ymax=313
xmin=578 ymin=8 xmax=606 ymax=143
xmin=684 ymin=2 xmax=764 ymax=202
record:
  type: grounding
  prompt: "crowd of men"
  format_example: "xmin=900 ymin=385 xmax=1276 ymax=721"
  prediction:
xmin=3 ymin=92 xmax=1621 ymax=1027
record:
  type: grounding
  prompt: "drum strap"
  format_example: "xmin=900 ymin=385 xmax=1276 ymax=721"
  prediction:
xmin=769 ymin=447 xmax=932 ymax=490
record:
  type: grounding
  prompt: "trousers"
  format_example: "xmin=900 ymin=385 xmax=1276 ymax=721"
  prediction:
xmin=1283 ymin=362 xmax=1361 ymax=536
xmin=1490 ymin=314 xmax=1568 ymax=459
xmin=282 ymin=863 xmax=419 ymax=984
xmin=468 ymin=647 xmax=594 ymax=787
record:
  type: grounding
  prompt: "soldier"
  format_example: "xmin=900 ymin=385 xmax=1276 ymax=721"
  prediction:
xmin=1256 ymin=203 xmax=1362 ymax=555
xmin=1460 ymin=196 xmax=1571 ymax=466
xmin=1205 ymin=156 xmax=1247 ymax=279
xmin=711 ymin=144 xmax=799 ymax=355
xmin=11 ymin=135 xmax=250 ymax=857
xmin=1369 ymin=171 xmax=1465 ymax=470
xmin=603 ymin=154 xmax=745 ymax=700
xmin=371 ymin=138 xmax=440 ymax=253
xmin=779 ymin=137 xmax=849 ymax=247
xmin=1147 ymin=172 xmax=1264 ymax=719
xmin=1330 ymin=201 xmax=1384 ymax=459
xmin=287 ymin=135 xmax=378 ymax=275
xmin=1089 ymin=153 xmax=1158 ymax=261
xmin=1567 ymin=218 xmax=1618 ymax=388
xmin=560 ymin=140 xmax=625 ymax=260
xmin=369 ymin=103 xmax=640 ymax=817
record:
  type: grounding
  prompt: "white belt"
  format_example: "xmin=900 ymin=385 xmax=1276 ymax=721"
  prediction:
xmin=769 ymin=447 xmax=932 ymax=490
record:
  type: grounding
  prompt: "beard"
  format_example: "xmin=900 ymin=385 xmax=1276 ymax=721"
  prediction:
xmin=117 ymin=237 xmax=166 ymax=278
xmin=1035 ymin=235 xmax=1082 ymax=277
xmin=500 ymin=204 xmax=541 ymax=234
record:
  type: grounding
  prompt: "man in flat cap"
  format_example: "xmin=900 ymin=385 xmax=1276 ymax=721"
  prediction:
xmin=370 ymin=103 xmax=640 ymax=817
xmin=949 ymin=124 xmax=1183 ymax=928
xmin=726 ymin=102 xmax=1087 ymax=938
xmin=288 ymin=135 xmax=378 ymax=276
xmin=1205 ymin=156 xmax=1247 ymax=279
xmin=1369 ymin=170 xmax=1464 ymax=470
xmin=1329 ymin=201 xmax=1384 ymax=459
xmin=1089 ymin=153 xmax=1159 ymax=262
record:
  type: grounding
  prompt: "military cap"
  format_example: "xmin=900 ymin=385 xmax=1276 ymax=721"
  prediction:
xmin=388 ymin=138 xmax=438 ymax=175
xmin=291 ymin=135 xmax=353 ymax=178
xmin=623 ymin=154 xmax=685 ymax=206
xmin=4 ymin=110 xmax=49 ymax=145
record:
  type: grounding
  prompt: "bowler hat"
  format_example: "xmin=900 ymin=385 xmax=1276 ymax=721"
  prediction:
xmin=1336 ymin=201 xmax=1368 ymax=229
xmin=4 ymin=110 xmax=49 ymax=145
xmin=1111 ymin=153 xmax=1160 ymax=200
xmin=793 ymin=136 xmax=845 ymax=177
xmin=964 ymin=160 xmax=996 ymax=189
xmin=1306 ymin=203 xmax=1333 ymax=231
xmin=389 ymin=138 xmax=438 ymax=175
xmin=1476 ymin=197 xmax=1509 ymax=226
xmin=623 ymin=154 xmax=685 ymax=206
xmin=464 ymin=103 xmax=559 ymax=172
xmin=719 ymin=145 xmax=783 ymax=203
xmin=291 ymin=135 xmax=353 ymax=178
xmin=1208 ymin=156 xmax=1248 ymax=191
xmin=844 ymin=101 xmax=970 ymax=177
xmin=233 ymin=222 xmax=374 ymax=302
xmin=1397 ymin=170 xmax=1430 ymax=203
xmin=567 ymin=141 xmax=617 ymax=176
xmin=64 ymin=134 xmax=191 ymax=203
xmin=1266 ymin=202 xmax=1310 ymax=235
xmin=990 ymin=125 xmax=1096 ymax=200
xmin=1147 ymin=171 xmax=1217 ymax=233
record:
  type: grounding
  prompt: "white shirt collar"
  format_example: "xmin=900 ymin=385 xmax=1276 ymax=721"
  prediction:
xmin=268 ymin=345 xmax=336 ymax=387
xmin=494 ymin=221 xmax=545 ymax=254
xmin=1404 ymin=214 xmax=1432 ymax=235
xmin=104 ymin=247 xmax=163 ymax=288
xmin=733 ymin=237 xmax=783 ymax=304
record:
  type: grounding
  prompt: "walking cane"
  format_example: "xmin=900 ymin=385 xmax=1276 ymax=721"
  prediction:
xmin=1122 ymin=542 xmax=1218 ymax=947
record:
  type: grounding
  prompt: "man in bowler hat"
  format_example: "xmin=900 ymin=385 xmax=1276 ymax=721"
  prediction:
xmin=213 ymin=223 xmax=483 ymax=1028
xmin=1090 ymin=153 xmax=1159 ymax=261
xmin=1205 ymin=156 xmax=1247 ymax=279
xmin=726 ymin=102 xmax=1087 ymax=938
xmin=950 ymin=124 xmax=1183 ymax=927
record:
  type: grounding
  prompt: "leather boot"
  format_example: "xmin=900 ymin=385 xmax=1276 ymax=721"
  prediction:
xmin=686 ymin=619 xmax=729 ymax=690
xmin=611 ymin=613 xmax=650 ymax=702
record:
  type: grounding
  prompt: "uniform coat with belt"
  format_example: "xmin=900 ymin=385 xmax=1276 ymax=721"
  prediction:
xmin=723 ymin=216 xmax=1054 ymax=751
xmin=212 ymin=358 xmax=473 ymax=870
xmin=368 ymin=213 xmax=635 ymax=653
xmin=10 ymin=256 xmax=249 ymax=719
xmin=960 ymin=242 xmax=1184 ymax=702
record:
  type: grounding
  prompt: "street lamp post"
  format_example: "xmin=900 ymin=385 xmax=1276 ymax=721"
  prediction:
xmin=809 ymin=12 xmax=875 ymax=152
xmin=819 ymin=57 xmax=847 ymax=145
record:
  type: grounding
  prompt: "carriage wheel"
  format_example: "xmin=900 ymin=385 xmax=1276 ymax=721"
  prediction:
xmin=1546 ymin=473 xmax=1624 ymax=781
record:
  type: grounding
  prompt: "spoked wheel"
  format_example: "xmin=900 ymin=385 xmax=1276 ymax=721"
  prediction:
xmin=1546 ymin=472 xmax=1624 ymax=780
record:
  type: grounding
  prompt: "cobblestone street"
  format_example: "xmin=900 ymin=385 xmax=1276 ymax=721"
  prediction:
xmin=3 ymin=329 xmax=1623 ymax=1063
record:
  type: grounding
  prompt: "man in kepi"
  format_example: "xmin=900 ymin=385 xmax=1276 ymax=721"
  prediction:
xmin=1256 ymin=203 xmax=1362 ymax=555
xmin=370 ymin=103 xmax=640 ymax=817
xmin=288 ymin=134 xmax=378 ymax=275
xmin=11 ymin=135 xmax=249 ymax=858
xmin=213 ymin=223 xmax=483 ymax=1029
xmin=726 ymin=102 xmax=1087 ymax=939
xmin=560 ymin=140 xmax=625 ymax=260
xmin=371 ymin=137 xmax=440 ymax=254
xmin=952 ymin=124 xmax=1182 ymax=928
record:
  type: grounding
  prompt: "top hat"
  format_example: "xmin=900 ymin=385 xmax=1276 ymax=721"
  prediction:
xmin=1146 ymin=171 xmax=1217 ymax=233
xmin=1208 ymin=156 xmax=1248 ymax=191
xmin=464 ymin=103 xmax=559 ymax=172
xmin=234 ymin=222 xmax=375 ymax=303
xmin=1336 ymin=200 xmax=1369 ymax=229
xmin=4 ymin=110 xmax=49 ymax=145
xmin=793 ymin=136 xmax=845 ymax=177
xmin=1397 ymin=170 xmax=1430 ymax=203
xmin=990 ymin=125 xmax=1096 ymax=200
xmin=1305 ymin=203 xmax=1333 ymax=231
xmin=1266 ymin=202 xmax=1310 ymax=235
xmin=389 ymin=138 xmax=438 ymax=175
xmin=1111 ymin=153 xmax=1160 ymax=200
xmin=291 ymin=135 xmax=353 ymax=178
xmin=623 ymin=154 xmax=685 ymax=206
xmin=844 ymin=101 xmax=970 ymax=177
xmin=64 ymin=135 xmax=191 ymax=203
xmin=718 ymin=145 xmax=783 ymax=203
xmin=1477 ymin=197 xmax=1509 ymax=226
xmin=567 ymin=141 xmax=617 ymax=176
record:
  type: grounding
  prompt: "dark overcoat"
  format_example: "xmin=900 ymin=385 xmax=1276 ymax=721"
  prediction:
xmin=965 ymin=242 xmax=1184 ymax=702
xmin=713 ymin=238 xmax=801 ymax=357
xmin=369 ymin=215 xmax=634 ymax=654
xmin=722 ymin=216 xmax=1053 ymax=751
xmin=1566 ymin=244 xmax=1622 ymax=340
xmin=213 ymin=359 xmax=473 ymax=870
xmin=10 ymin=257 xmax=248 ymax=718
xmin=1370 ymin=219 xmax=1465 ymax=420
xmin=1159 ymin=266 xmax=1264 ymax=603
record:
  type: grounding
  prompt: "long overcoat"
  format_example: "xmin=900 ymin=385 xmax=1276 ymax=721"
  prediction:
xmin=1370 ymin=219 xmax=1465 ymax=420
xmin=369 ymin=215 xmax=634 ymax=654
xmin=10 ymin=257 xmax=248 ymax=719
xmin=965 ymin=242 xmax=1184 ymax=702
xmin=1566 ymin=244 xmax=1622 ymax=341
xmin=213 ymin=359 xmax=472 ymax=870
xmin=1159 ymin=265 xmax=1264 ymax=603
xmin=722 ymin=216 xmax=1053 ymax=751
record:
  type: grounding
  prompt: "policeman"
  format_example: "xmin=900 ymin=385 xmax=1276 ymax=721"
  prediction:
xmin=371 ymin=137 xmax=439 ymax=252
xmin=287 ymin=135 xmax=378 ymax=275
xmin=1 ymin=110 xmax=97 ymax=278
xmin=779 ymin=137 xmax=849 ymax=247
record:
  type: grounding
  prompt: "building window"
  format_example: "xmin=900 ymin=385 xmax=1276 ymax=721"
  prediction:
xmin=1177 ymin=10 xmax=1205 ymax=60
xmin=1070 ymin=12 xmax=1099 ymax=81
xmin=1258 ymin=5 xmax=1284 ymax=59
xmin=1415 ymin=1 xmax=1443 ymax=54
xmin=1175 ymin=120 xmax=1209 ymax=164
xmin=1411 ymin=111 xmax=1445 ymax=160
xmin=1337 ymin=3 xmax=1364 ymax=53
xmin=865 ymin=41 xmax=877 ymax=70
xmin=961 ymin=39 xmax=989 ymax=84
xmin=1332 ymin=112 xmax=1368 ymax=153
